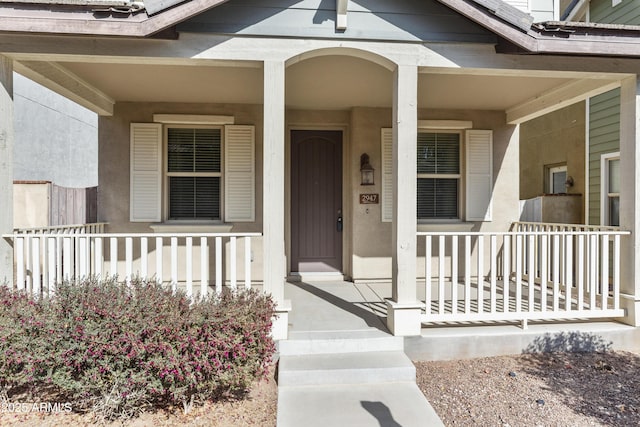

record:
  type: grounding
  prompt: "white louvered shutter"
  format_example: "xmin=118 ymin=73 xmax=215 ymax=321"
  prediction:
xmin=130 ymin=123 xmax=162 ymax=222
xmin=465 ymin=130 xmax=493 ymax=221
xmin=381 ymin=128 xmax=393 ymax=222
xmin=224 ymin=125 xmax=255 ymax=222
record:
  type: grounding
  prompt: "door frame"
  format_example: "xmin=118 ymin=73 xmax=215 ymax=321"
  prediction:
xmin=286 ymin=124 xmax=351 ymax=277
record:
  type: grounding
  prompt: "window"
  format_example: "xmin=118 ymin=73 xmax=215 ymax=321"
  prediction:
xmin=166 ymin=127 xmax=221 ymax=220
xmin=130 ymin=122 xmax=255 ymax=223
xmin=381 ymin=128 xmax=492 ymax=223
xmin=417 ymin=132 xmax=460 ymax=219
xmin=548 ymin=165 xmax=567 ymax=194
xmin=601 ymin=153 xmax=620 ymax=226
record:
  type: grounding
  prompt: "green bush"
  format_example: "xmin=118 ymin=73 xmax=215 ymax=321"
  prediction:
xmin=0 ymin=277 xmax=276 ymax=420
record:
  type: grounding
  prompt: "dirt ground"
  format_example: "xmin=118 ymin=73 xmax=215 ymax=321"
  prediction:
xmin=416 ymin=351 xmax=640 ymax=427
xmin=0 ymin=370 xmax=278 ymax=427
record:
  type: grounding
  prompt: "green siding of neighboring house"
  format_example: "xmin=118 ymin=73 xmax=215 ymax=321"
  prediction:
xmin=590 ymin=0 xmax=640 ymax=25
xmin=588 ymin=88 xmax=620 ymax=225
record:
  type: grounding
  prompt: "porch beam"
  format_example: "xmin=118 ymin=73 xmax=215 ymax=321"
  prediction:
xmin=619 ymin=75 xmax=640 ymax=326
xmin=506 ymin=79 xmax=621 ymax=124
xmin=387 ymin=63 xmax=421 ymax=336
xmin=14 ymin=61 xmax=114 ymax=116
xmin=0 ymin=55 xmax=13 ymax=285
xmin=263 ymin=60 xmax=290 ymax=340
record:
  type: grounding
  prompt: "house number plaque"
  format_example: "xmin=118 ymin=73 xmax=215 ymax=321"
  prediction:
xmin=360 ymin=193 xmax=379 ymax=204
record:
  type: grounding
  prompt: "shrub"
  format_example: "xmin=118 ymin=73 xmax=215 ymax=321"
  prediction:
xmin=0 ymin=277 xmax=276 ymax=420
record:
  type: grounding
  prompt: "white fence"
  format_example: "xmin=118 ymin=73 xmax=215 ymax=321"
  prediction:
xmin=6 ymin=230 xmax=261 ymax=300
xmin=418 ymin=225 xmax=629 ymax=326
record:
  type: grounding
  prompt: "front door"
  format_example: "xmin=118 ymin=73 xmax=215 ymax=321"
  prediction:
xmin=291 ymin=130 xmax=343 ymax=272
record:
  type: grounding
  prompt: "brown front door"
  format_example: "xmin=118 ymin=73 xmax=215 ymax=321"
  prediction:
xmin=291 ymin=130 xmax=343 ymax=272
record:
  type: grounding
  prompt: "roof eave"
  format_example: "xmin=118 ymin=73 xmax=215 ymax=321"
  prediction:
xmin=0 ymin=0 xmax=230 ymax=37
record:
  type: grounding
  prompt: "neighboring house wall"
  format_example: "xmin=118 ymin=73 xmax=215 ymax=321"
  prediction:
xmin=590 ymin=0 xmax=640 ymax=24
xmin=504 ymin=0 xmax=558 ymax=21
xmin=519 ymin=101 xmax=585 ymax=204
xmin=588 ymin=88 xmax=621 ymax=225
xmin=13 ymin=73 xmax=98 ymax=188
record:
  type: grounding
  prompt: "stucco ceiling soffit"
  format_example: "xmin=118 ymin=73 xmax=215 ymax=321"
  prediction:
xmin=14 ymin=60 xmax=115 ymax=115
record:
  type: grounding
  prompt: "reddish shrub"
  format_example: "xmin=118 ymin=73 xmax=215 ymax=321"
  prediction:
xmin=0 ymin=277 xmax=276 ymax=420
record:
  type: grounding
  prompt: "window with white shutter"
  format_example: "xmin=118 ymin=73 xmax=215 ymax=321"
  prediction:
xmin=129 ymin=122 xmax=255 ymax=223
xmin=380 ymin=127 xmax=493 ymax=222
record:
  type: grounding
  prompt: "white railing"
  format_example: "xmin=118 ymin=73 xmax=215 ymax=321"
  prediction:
xmin=13 ymin=222 xmax=107 ymax=235
xmin=5 ymin=231 xmax=260 ymax=300
xmin=418 ymin=227 xmax=629 ymax=327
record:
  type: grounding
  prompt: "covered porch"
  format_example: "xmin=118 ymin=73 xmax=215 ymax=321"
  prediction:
xmin=2 ymin=2 xmax=640 ymax=341
xmin=5 ymin=219 xmax=631 ymax=336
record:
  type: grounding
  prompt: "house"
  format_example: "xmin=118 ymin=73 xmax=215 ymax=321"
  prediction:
xmin=1 ymin=0 xmax=640 ymax=340
xmin=12 ymin=74 xmax=98 ymax=229
xmin=519 ymin=0 xmax=631 ymax=227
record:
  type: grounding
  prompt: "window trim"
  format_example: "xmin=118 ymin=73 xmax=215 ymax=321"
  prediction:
xmin=416 ymin=129 xmax=463 ymax=222
xmin=163 ymin=124 xmax=224 ymax=222
xmin=547 ymin=164 xmax=567 ymax=194
xmin=600 ymin=151 xmax=620 ymax=226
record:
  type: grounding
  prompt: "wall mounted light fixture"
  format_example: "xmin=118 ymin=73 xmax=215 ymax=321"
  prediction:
xmin=360 ymin=153 xmax=374 ymax=185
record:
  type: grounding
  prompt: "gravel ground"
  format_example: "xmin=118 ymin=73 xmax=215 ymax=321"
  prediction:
xmin=5 ymin=351 xmax=640 ymax=427
xmin=416 ymin=351 xmax=640 ymax=427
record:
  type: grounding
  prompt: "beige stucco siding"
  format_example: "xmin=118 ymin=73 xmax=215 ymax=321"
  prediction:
xmin=98 ymin=102 xmax=264 ymax=284
xmin=99 ymin=103 xmax=520 ymax=283
xmin=519 ymin=102 xmax=586 ymax=209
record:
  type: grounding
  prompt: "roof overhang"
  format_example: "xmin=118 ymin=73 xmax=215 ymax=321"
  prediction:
xmin=0 ymin=0 xmax=639 ymax=59
xmin=0 ymin=0 xmax=230 ymax=37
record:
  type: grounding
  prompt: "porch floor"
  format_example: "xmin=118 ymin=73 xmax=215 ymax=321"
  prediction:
xmin=283 ymin=280 xmax=639 ymax=361
xmin=285 ymin=280 xmax=391 ymax=334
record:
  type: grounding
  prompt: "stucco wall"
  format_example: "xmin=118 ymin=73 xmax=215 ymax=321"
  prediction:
xmin=519 ymin=102 xmax=586 ymax=221
xmin=98 ymin=102 xmax=264 ymax=283
xmin=99 ymin=103 xmax=520 ymax=282
xmin=13 ymin=74 xmax=98 ymax=188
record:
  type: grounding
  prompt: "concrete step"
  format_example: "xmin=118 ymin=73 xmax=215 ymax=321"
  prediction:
xmin=278 ymin=350 xmax=415 ymax=387
xmin=277 ymin=382 xmax=444 ymax=427
xmin=279 ymin=329 xmax=403 ymax=356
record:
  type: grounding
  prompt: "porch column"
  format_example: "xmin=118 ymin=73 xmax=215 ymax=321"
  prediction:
xmin=263 ymin=60 xmax=290 ymax=339
xmin=620 ymin=75 xmax=640 ymax=326
xmin=386 ymin=63 xmax=421 ymax=336
xmin=0 ymin=56 xmax=13 ymax=285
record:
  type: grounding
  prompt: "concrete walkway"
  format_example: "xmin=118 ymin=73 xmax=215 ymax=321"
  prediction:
xmin=276 ymin=281 xmax=443 ymax=427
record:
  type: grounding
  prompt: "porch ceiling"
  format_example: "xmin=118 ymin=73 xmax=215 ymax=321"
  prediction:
xmin=20 ymin=58 xmax=621 ymax=119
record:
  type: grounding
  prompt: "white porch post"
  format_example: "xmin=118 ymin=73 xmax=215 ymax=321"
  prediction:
xmin=263 ymin=60 xmax=290 ymax=339
xmin=0 ymin=56 xmax=13 ymax=286
xmin=386 ymin=64 xmax=421 ymax=336
xmin=620 ymin=75 xmax=640 ymax=325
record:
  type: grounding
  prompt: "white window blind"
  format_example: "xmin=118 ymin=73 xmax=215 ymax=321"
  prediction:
xmin=166 ymin=127 xmax=221 ymax=220
xmin=417 ymin=132 xmax=460 ymax=219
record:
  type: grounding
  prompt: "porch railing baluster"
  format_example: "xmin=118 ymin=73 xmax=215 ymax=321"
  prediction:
xmin=416 ymin=225 xmax=628 ymax=326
